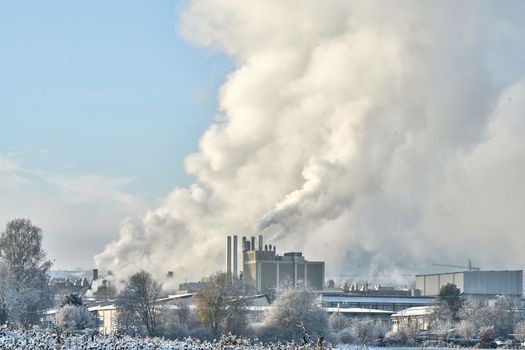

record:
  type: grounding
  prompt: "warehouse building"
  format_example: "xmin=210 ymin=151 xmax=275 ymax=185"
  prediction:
xmin=226 ymin=235 xmax=324 ymax=293
xmin=416 ymin=270 xmax=523 ymax=302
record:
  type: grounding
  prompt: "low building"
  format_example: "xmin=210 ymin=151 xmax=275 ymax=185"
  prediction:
xmin=321 ymin=293 xmax=435 ymax=312
xmin=326 ymin=307 xmax=394 ymax=326
xmin=391 ymin=305 xmax=435 ymax=333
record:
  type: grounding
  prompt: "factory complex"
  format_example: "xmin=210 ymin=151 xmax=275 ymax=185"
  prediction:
xmin=46 ymin=234 xmax=525 ymax=335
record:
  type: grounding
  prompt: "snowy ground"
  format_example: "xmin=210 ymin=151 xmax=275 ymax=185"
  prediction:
xmin=0 ymin=328 xmax=326 ymax=350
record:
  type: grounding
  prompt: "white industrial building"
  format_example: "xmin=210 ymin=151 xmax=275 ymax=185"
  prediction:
xmin=416 ymin=270 xmax=523 ymax=302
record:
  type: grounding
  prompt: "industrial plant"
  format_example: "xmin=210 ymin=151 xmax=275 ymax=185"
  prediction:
xmin=226 ymin=234 xmax=325 ymax=293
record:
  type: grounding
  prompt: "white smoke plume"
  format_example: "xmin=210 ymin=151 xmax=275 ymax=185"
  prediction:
xmin=95 ymin=1 xmax=525 ymax=286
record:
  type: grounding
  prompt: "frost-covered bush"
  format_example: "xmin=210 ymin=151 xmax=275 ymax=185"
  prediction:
xmin=55 ymin=305 xmax=95 ymax=331
xmin=384 ymin=330 xmax=403 ymax=346
xmin=479 ymin=325 xmax=496 ymax=348
xmin=456 ymin=319 xmax=477 ymax=341
xmin=328 ymin=312 xmax=349 ymax=332
xmin=0 ymin=327 xmax=334 ymax=350
xmin=514 ymin=320 xmax=525 ymax=343
xmin=351 ymin=319 xmax=378 ymax=344
xmin=332 ymin=328 xmax=354 ymax=344
xmin=254 ymin=286 xmax=328 ymax=343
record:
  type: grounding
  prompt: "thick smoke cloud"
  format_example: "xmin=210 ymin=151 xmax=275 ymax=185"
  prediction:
xmin=95 ymin=1 xmax=525 ymax=286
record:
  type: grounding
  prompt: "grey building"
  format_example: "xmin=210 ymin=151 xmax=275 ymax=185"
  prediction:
xmin=416 ymin=270 xmax=523 ymax=302
xmin=227 ymin=235 xmax=324 ymax=293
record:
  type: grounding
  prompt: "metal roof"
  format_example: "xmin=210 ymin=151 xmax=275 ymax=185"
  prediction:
xmin=322 ymin=295 xmax=434 ymax=304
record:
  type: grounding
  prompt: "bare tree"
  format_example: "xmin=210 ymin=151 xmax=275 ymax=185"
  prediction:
xmin=118 ymin=271 xmax=162 ymax=336
xmin=0 ymin=218 xmax=52 ymax=325
xmin=194 ymin=272 xmax=248 ymax=337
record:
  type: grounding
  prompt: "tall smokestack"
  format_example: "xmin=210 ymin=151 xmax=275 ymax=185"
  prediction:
xmin=242 ymin=236 xmax=247 ymax=251
xmin=92 ymin=269 xmax=98 ymax=281
xmin=258 ymin=234 xmax=263 ymax=251
xmin=233 ymin=235 xmax=238 ymax=279
xmin=251 ymin=236 xmax=256 ymax=251
xmin=167 ymin=271 xmax=174 ymax=278
xmin=226 ymin=236 xmax=232 ymax=280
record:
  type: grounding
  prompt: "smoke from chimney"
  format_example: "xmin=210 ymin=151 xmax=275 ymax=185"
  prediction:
xmin=95 ymin=1 xmax=525 ymax=285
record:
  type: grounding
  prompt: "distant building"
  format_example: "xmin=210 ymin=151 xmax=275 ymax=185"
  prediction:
xmin=326 ymin=307 xmax=394 ymax=326
xmin=226 ymin=235 xmax=325 ymax=293
xmin=320 ymin=293 xmax=435 ymax=312
xmin=416 ymin=270 xmax=523 ymax=302
xmin=178 ymin=282 xmax=203 ymax=294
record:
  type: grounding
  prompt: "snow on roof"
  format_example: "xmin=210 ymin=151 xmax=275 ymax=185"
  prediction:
xmin=325 ymin=307 xmax=394 ymax=314
xmin=88 ymin=304 xmax=117 ymax=312
xmin=391 ymin=305 xmax=435 ymax=317
xmin=322 ymin=295 xmax=434 ymax=304
xmin=156 ymin=293 xmax=195 ymax=302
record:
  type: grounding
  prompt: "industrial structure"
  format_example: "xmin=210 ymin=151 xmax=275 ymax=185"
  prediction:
xmin=416 ymin=270 xmax=523 ymax=302
xmin=225 ymin=234 xmax=325 ymax=293
xmin=320 ymin=293 xmax=434 ymax=312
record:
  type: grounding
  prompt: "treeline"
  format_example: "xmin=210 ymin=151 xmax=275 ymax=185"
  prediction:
xmin=113 ymin=271 xmax=330 ymax=343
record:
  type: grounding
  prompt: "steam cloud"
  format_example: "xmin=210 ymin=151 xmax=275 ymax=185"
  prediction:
xmin=95 ymin=1 xmax=525 ymax=286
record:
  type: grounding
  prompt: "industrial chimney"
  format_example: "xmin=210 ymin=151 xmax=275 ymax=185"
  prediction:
xmin=92 ymin=269 xmax=99 ymax=281
xmin=250 ymin=236 xmax=256 ymax=251
xmin=167 ymin=271 xmax=174 ymax=278
xmin=258 ymin=235 xmax=263 ymax=251
xmin=233 ymin=235 xmax=238 ymax=279
xmin=226 ymin=236 xmax=232 ymax=279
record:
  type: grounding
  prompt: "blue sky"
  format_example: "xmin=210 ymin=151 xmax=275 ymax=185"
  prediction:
xmin=0 ymin=0 xmax=232 ymax=268
xmin=0 ymin=0 xmax=231 ymax=196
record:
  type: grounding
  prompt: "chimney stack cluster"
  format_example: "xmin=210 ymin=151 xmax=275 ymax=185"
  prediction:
xmin=227 ymin=234 xmax=277 ymax=284
xmin=226 ymin=235 xmax=239 ymax=282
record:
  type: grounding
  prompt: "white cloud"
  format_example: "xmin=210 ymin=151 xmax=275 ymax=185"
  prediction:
xmin=0 ymin=154 xmax=148 ymax=268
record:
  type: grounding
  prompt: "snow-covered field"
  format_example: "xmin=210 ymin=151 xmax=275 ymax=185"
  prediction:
xmin=0 ymin=328 xmax=326 ymax=350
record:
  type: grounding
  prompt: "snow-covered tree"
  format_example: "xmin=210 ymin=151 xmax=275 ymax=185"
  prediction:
xmin=513 ymin=320 xmax=525 ymax=344
xmin=329 ymin=311 xmax=349 ymax=332
xmin=56 ymin=305 xmax=96 ymax=331
xmin=0 ymin=218 xmax=52 ymax=326
xmin=491 ymin=295 xmax=520 ymax=338
xmin=432 ymin=318 xmax=453 ymax=341
xmin=256 ymin=286 xmax=328 ymax=342
xmin=351 ymin=319 xmax=378 ymax=344
xmin=434 ymin=283 xmax=462 ymax=322
xmin=456 ymin=319 xmax=477 ymax=341
xmin=479 ymin=325 xmax=496 ymax=348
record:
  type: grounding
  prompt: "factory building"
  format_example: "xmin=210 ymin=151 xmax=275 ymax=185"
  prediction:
xmin=416 ymin=270 xmax=523 ymax=302
xmin=226 ymin=235 xmax=325 ymax=293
